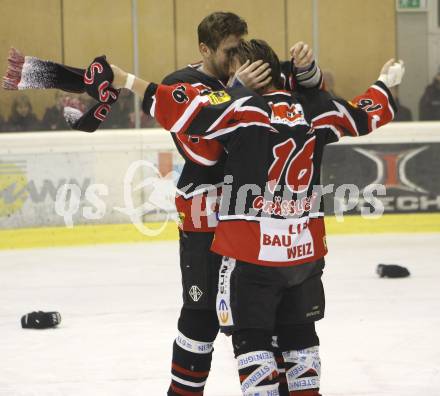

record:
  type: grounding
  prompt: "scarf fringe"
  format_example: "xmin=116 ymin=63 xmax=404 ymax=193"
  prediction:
xmin=2 ymin=47 xmax=64 ymax=90
xmin=2 ymin=47 xmax=25 ymax=90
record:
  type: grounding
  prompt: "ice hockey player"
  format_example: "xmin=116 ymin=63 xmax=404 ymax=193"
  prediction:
xmin=158 ymin=11 xmax=322 ymax=396
xmin=110 ymin=37 xmax=404 ymax=395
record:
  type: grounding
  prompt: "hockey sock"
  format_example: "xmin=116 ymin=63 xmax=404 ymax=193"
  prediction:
xmin=168 ymin=335 xmax=213 ymax=396
xmin=237 ymin=350 xmax=280 ymax=396
xmin=272 ymin=336 xmax=289 ymax=396
xmin=233 ymin=330 xmax=280 ymax=396
xmin=168 ymin=308 xmax=218 ymax=396
xmin=277 ymin=323 xmax=321 ymax=396
xmin=283 ymin=347 xmax=321 ymax=395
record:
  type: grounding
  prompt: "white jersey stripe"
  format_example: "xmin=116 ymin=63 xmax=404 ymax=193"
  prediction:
xmin=313 ymin=124 xmax=342 ymax=139
xmin=205 ymin=121 xmax=273 ymax=140
xmin=177 ymin=138 xmax=219 ymax=166
xmin=333 ymin=101 xmax=359 ymax=136
xmin=170 ymin=94 xmax=210 ymax=133
xmin=263 ymin=91 xmax=292 ymax=97
xmin=311 ymin=109 xmax=340 ymax=123
xmin=236 ymin=105 xmax=269 ymax=117
xmin=207 ymin=96 xmax=252 ymax=132
xmin=371 ymin=84 xmax=395 ymax=120
xmin=218 ymin=213 xmax=325 ymax=221
xmin=176 ymin=182 xmax=223 ymax=199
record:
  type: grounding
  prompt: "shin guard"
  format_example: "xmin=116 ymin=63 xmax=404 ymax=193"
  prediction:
xmin=168 ymin=308 xmax=219 ymax=395
xmin=282 ymin=346 xmax=321 ymax=396
xmin=237 ymin=350 xmax=280 ymax=396
xmin=272 ymin=336 xmax=289 ymax=396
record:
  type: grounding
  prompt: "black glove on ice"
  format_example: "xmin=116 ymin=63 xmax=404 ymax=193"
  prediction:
xmin=377 ymin=264 xmax=410 ymax=278
xmin=21 ymin=311 xmax=61 ymax=329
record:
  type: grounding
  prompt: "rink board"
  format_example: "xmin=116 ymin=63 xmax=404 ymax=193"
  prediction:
xmin=1 ymin=213 xmax=439 ymax=250
xmin=1 ymin=123 xmax=440 ymax=249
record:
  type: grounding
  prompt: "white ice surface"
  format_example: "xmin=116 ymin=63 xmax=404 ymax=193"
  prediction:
xmin=0 ymin=233 xmax=439 ymax=396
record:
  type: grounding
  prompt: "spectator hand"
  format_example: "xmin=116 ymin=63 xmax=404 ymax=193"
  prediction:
xmin=110 ymin=64 xmax=128 ymax=90
xmin=290 ymin=42 xmax=314 ymax=69
xmin=229 ymin=60 xmax=272 ymax=90
xmin=378 ymin=59 xmax=405 ymax=88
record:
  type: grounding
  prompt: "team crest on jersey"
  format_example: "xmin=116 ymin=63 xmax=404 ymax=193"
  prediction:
xmin=207 ymin=91 xmax=231 ymax=105
xmin=269 ymin=102 xmax=308 ymax=127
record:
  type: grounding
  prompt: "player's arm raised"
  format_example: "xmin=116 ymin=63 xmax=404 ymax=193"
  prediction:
xmin=280 ymin=41 xmax=323 ymax=91
xmin=290 ymin=41 xmax=323 ymax=89
xmin=111 ymin=65 xmax=207 ymax=133
xmin=228 ymin=41 xmax=322 ymax=92
xmin=311 ymin=59 xmax=404 ymax=140
xmin=111 ymin=64 xmax=270 ymax=138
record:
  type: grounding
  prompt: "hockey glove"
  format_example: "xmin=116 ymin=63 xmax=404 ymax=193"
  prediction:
xmin=378 ymin=59 xmax=405 ymax=88
xmin=21 ymin=311 xmax=61 ymax=329
xmin=376 ymin=264 xmax=410 ymax=278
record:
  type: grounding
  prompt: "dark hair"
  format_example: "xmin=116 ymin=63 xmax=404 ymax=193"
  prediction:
xmin=235 ymin=39 xmax=282 ymax=89
xmin=11 ymin=94 xmax=32 ymax=116
xmin=198 ymin=12 xmax=247 ymax=51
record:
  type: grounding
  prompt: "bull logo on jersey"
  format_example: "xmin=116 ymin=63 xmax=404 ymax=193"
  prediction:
xmin=354 ymin=146 xmax=428 ymax=193
xmin=269 ymin=102 xmax=308 ymax=127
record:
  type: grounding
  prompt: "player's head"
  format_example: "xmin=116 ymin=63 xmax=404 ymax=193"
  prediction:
xmin=198 ymin=12 xmax=248 ymax=81
xmin=232 ymin=39 xmax=282 ymax=92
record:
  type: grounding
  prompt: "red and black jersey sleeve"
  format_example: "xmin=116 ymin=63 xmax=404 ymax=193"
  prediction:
xmin=143 ymin=83 xmax=273 ymax=140
xmin=309 ymin=81 xmax=397 ymax=142
xmin=143 ymin=82 xmax=224 ymax=166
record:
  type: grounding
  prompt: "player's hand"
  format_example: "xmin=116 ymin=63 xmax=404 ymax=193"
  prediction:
xmin=230 ymin=59 xmax=272 ymax=90
xmin=378 ymin=59 xmax=405 ymax=88
xmin=110 ymin=64 xmax=128 ymax=90
xmin=290 ymin=41 xmax=314 ymax=69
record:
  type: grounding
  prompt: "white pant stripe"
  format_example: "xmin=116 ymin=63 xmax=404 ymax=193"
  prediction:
xmin=216 ymin=257 xmax=236 ymax=327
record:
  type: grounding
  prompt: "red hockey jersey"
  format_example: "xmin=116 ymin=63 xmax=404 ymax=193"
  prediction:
xmin=159 ymin=62 xmax=320 ymax=232
xmin=161 ymin=65 xmax=227 ymax=232
xmin=143 ymin=80 xmax=396 ymax=266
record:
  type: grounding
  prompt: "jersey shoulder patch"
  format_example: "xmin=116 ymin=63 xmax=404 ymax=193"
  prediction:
xmin=207 ymin=91 xmax=231 ymax=105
